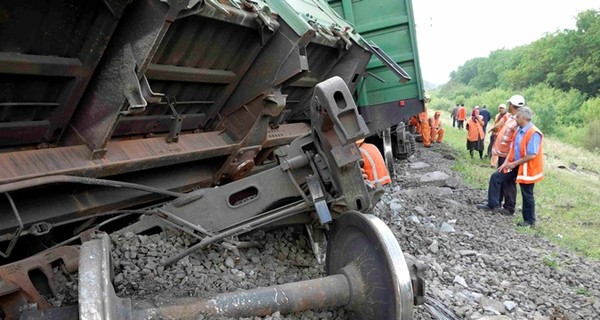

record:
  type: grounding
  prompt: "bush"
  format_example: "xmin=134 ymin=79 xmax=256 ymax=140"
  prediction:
xmin=555 ymin=125 xmax=586 ymax=147
xmin=581 ymin=97 xmax=600 ymax=121
xmin=585 ymin=119 xmax=600 ymax=152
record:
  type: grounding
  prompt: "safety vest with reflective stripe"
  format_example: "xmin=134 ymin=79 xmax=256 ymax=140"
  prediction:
xmin=507 ymin=125 xmax=544 ymax=184
xmin=359 ymin=143 xmax=392 ymax=186
xmin=493 ymin=115 xmax=518 ymax=157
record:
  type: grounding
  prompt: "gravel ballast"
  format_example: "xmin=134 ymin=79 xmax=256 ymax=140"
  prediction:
xmin=109 ymin=143 xmax=600 ymax=320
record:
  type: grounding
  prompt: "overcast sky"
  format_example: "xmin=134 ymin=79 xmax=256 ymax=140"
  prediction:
xmin=412 ymin=0 xmax=600 ymax=86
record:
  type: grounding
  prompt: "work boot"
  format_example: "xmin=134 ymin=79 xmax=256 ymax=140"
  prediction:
xmin=517 ymin=221 xmax=535 ymax=228
xmin=494 ymin=208 xmax=513 ymax=216
xmin=476 ymin=204 xmax=494 ymax=211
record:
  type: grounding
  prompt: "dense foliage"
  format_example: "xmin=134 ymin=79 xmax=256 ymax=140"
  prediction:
xmin=432 ymin=9 xmax=600 ymax=151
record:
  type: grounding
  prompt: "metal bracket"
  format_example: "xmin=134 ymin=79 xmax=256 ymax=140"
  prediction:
xmin=362 ymin=41 xmax=412 ymax=83
xmin=165 ymin=97 xmax=183 ymax=143
xmin=307 ymin=175 xmax=331 ymax=224
xmin=121 ymin=65 xmax=164 ymax=116
xmin=331 ymin=27 xmax=352 ymax=51
xmin=0 ymin=193 xmax=23 ymax=258
xmin=311 ymin=77 xmax=369 ymax=167
xmin=205 ymin=0 xmax=231 ymax=15
xmin=0 ymin=246 xmax=79 ymax=319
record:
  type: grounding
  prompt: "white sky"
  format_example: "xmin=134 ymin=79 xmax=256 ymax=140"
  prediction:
xmin=412 ymin=0 xmax=600 ymax=85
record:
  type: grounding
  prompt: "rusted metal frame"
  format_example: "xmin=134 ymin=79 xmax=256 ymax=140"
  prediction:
xmin=212 ymin=21 xmax=314 ymax=123
xmin=309 ymin=77 xmax=372 ymax=213
xmin=0 ymin=130 xmax=235 ymax=183
xmin=0 ymin=161 xmax=219 ymax=236
xmin=61 ymin=0 xmax=199 ymax=159
xmin=208 ymin=23 xmax=314 ymax=183
xmin=288 ymin=39 xmax=371 ymax=121
xmin=0 ymin=176 xmax=183 ymax=197
xmin=0 ymin=121 xmax=50 ymax=146
xmin=145 ymin=64 xmax=237 ymax=83
xmin=0 ymin=53 xmax=83 ymax=77
xmin=113 ymin=113 xmax=206 ymax=136
xmin=211 ymin=90 xmax=287 ymax=182
xmin=162 ymin=160 xmax=313 ymax=235
xmin=0 ymin=124 xmax=308 ymax=184
xmin=44 ymin=0 xmax=132 ymax=144
xmin=0 ymin=246 xmax=79 ymax=320
xmin=195 ymin=5 xmax=281 ymax=129
xmin=0 ymin=193 xmax=23 ymax=258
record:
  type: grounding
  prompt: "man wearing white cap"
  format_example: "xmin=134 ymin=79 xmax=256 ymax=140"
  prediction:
xmin=478 ymin=94 xmax=525 ymax=215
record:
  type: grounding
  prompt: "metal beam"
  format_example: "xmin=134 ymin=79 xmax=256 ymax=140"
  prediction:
xmin=0 ymin=123 xmax=310 ymax=184
xmin=0 ymin=53 xmax=82 ymax=77
xmin=146 ymin=64 xmax=237 ymax=83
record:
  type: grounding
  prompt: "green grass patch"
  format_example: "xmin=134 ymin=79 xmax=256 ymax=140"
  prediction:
xmin=542 ymin=254 xmax=561 ymax=269
xmin=434 ymin=111 xmax=600 ymax=260
xmin=574 ymin=287 xmax=591 ymax=297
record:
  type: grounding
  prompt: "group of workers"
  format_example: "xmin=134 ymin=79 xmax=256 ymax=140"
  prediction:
xmin=476 ymin=94 xmax=544 ymax=228
xmin=408 ymin=95 xmax=544 ymax=228
xmin=356 ymin=94 xmax=545 ymax=229
xmin=409 ymin=109 xmax=445 ymax=147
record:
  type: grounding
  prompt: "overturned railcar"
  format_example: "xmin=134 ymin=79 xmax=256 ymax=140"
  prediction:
xmin=0 ymin=0 xmax=426 ymax=319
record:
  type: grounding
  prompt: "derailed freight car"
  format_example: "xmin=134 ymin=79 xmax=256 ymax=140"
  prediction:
xmin=0 ymin=0 xmax=426 ymax=319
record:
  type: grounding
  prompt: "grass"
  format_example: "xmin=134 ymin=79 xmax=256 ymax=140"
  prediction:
xmin=435 ymin=111 xmax=600 ymax=260
xmin=574 ymin=287 xmax=591 ymax=297
xmin=542 ymin=253 xmax=561 ymax=269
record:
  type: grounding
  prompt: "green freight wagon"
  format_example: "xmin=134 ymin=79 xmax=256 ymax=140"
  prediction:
xmin=328 ymin=0 xmax=426 ymax=133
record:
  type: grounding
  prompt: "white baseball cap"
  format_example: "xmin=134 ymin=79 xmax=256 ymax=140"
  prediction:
xmin=507 ymin=95 xmax=525 ymax=107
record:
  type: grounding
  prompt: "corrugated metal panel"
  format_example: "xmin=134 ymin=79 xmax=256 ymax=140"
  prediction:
xmin=328 ymin=0 xmax=424 ymax=107
xmin=0 ymin=0 xmax=129 ymax=147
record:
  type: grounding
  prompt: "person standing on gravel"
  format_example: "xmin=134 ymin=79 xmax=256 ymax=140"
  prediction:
xmin=487 ymin=95 xmax=525 ymax=214
xmin=478 ymin=107 xmax=543 ymax=227
xmin=466 ymin=108 xmax=485 ymax=159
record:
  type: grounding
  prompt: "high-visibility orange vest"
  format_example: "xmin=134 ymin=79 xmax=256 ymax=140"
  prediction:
xmin=466 ymin=117 xmax=484 ymax=141
xmin=507 ymin=125 xmax=544 ymax=184
xmin=494 ymin=112 xmax=508 ymax=125
xmin=457 ymin=107 xmax=467 ymax=121
xmin=359 ymin=143 xmax=392 ymax=186
xmin=430 ymin=116 xmax=441 ymax=129
xmin=493 ymin=115 xmax=518 ymax=157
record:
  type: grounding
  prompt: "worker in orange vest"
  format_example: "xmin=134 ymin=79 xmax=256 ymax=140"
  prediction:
xmin=478 ymin=107 xmax=543 ymax=227
xmin=356 ymin=138 xmax=392 ymax=187
xmin=466 ymin=108 xmax=485 ymax=159
xmin=408 ymin=111 xmax=431 ymax=147
xmin=429 ymin=111 xmax=444 ymax=143
xmin=456 ymin=103 xmax=467 ymax=130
